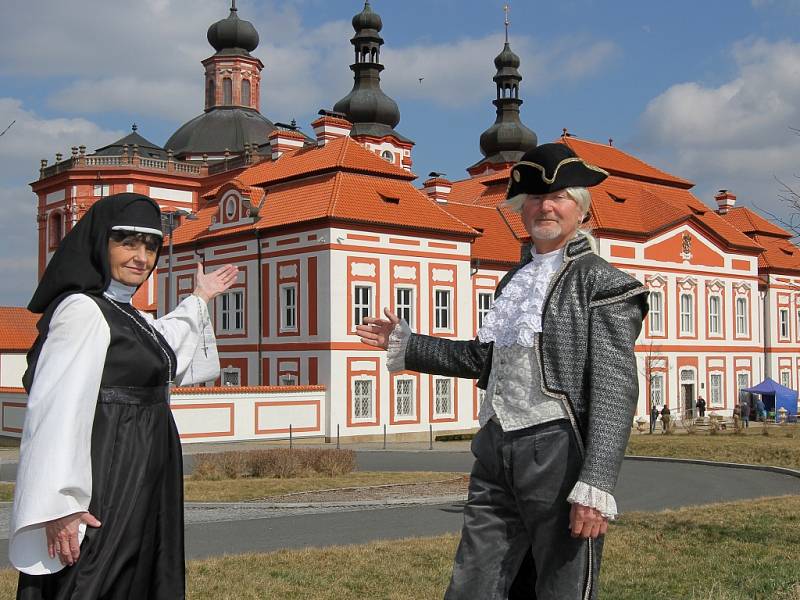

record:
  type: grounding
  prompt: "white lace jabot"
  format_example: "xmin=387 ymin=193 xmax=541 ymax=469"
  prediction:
xmin=477 ymin=247 xmax=564 ymax=348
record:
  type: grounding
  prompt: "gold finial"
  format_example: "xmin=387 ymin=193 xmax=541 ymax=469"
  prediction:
xmin=504 ymin=4 xmax=510 ymax=43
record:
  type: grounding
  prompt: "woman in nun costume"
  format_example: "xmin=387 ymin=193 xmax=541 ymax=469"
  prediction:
xmin=11 ymin=193 xmax=238 ymax=599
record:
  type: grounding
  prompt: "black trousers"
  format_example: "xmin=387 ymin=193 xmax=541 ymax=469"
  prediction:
xmin=445 ymin=419 xmax=602 ymax=600
xmin=17 ymin=388 xmax=185 ymax=600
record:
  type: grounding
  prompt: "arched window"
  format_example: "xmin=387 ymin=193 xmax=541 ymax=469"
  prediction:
xmin=241 ymin=79 xmax=251 ymax=106
xmin=223 ymin=78 xmax=232 ymax=105
xmin=48 ymin=211 xmax=63 ymax=250
xmin=206 ymin=79 xmax=215 ymax=107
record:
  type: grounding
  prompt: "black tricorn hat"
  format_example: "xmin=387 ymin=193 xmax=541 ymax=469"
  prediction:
xmin=506 ymin=142 xmax=608 ymax=198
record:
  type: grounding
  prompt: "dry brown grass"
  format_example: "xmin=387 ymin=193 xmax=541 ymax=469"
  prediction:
xmin=191 ymin=448 xmax=356 ymax=480
xmin=184 ymin=471 xmax=463 ymax=502
xmin=627 ymin=424 xmax=800 ymax=469
xmin=1 ymin=495 xmax=797 ymax=598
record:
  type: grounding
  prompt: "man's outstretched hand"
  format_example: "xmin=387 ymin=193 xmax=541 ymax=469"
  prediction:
xmin=354 ymin=308 xmax=400 ymax=351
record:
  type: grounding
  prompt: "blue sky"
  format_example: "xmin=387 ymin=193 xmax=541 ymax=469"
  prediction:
xmin=2 ymin=0 xmax=800 ymax=305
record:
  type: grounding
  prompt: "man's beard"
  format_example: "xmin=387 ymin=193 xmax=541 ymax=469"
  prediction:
xmin=530 ymin=222 xmax=562 ymax=240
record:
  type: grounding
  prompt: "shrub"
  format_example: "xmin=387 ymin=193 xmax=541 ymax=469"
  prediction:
xmin=190 ymin=448 xmax=357 ymax=480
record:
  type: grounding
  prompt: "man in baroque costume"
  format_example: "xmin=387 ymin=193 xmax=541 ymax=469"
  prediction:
xmin=357 ymin=143 xmax=648 ymax=599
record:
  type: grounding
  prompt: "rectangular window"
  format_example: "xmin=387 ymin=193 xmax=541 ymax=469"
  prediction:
xmin=708 ymin=295 xmax=721 ymax=335
xmin=279 ymin=374 xmax=298 ymax=386
xmin=736 ymin=297 xmax=748 ymax=336
xmin=353 ymin=285 xmax=373 ymax=328
xmin=710 ymin=373 xmax=722 ymax=406
xmin=796 ymin=309 xmax=800 ymax=340
xmin=434 ymin=378 xmax=453 ymax=416
xmin=93 ymin=184 xmax=110 ymax=197
xmin=395 ymin=287 xmax=413 ymax=329
xmin=220 ymin=290 xmax=244 ymax=333
xmin=395 ymin=378 xmax=414 ymax=417
xmin=648 ymin=291 xmax=663 ymax=335
xmin=650 ymin=374 xmax=663 ymax=406
xmin=280 ymin=284 xmax=297 ymax=331
xmin=353 ymin=379 xmax=373 ymax=419
xmin=737 ymin=372 xmax=750 ymax=396
xmin=434 ymin=289 xmax=451 ymax=330
xmin=222 ymin=368 xmax=240 ymax=387
xmin=780 ymin=308 xmax=790 ymax=339
xmin=680 ymin=293 xmax=694 ymax=335
xmin=477 ymin=292 xmax=493 ymax=329
xmin=781 ymin=371 xmax=791 ymax=389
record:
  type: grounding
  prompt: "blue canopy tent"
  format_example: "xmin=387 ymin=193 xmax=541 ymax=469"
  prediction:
xmin=742 ymin=378 xmax=798 ymax=422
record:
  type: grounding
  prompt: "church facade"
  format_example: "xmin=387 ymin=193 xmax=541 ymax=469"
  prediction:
xmin=6 ymin=1 xmax=798 ymax=441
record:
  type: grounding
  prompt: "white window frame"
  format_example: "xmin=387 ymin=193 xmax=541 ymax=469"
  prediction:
xmin=796 ymin=308 xmax=800 ymax=341
xmin=477 ymin=292 xmax=493 ymax=330
xmin=433 ymin=287 xmax=452 ymax=332
xmin=433 ymin=376 xmax=454 ymax=418
xmin=352 ymin=377 xmax=374 ymax=421
xmin=735 ymin=297 xmax=748 ymax=336
xmin=394 ymin=377 xmax=415 ymax=419
xmin=280 ymin=283 xmax=298 ymax=332
xmin=93 ymin=184 xmax=110 ymax=197
xmin=219 ymin=289 xmax=245 ymax=333
xmin=679 ymin=293 xmax=694 ymax=335
xmin=279 ymin=373 xmax=298 ymax=386
xmin=779 ymin=308 xmax=790 ymax=340
xmin=395 ymin=286 xmax=414 ymax=330
xmin=708 ymin=294 xmax=721 ymax=336
xmin=353 ymin=284 xmax=374 ymax=330
xmin=709 ymin=372 xmax=723 ymax=408
xmin=737 ymin=372 xmax=750 ymax=397
xmin=650 ymin=373 xmax=664 ymax=406
xmin=221 ymin=367 xmax=241 ymax=387
xmin=780 ymin=370 xmax=791 ymax=390
xmin=648 ymin=290 xmax=663 ymax=335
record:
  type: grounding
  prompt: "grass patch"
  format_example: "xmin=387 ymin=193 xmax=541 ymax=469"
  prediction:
xmin=0 ymin=482 xmax=13 ymax=501
xmin=0 ymin=496 xmax=798 ymax=598
xmin=184 ymin=471 xmax=463 ymax=502
xmin=627 ymin=426 xmax=800 ymax=469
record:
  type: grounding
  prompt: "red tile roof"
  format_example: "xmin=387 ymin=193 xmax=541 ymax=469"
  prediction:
xmin=720 ymin=207 xmax=791 ymax=238
xmin=0 ymin=307 xmax=38 ymax=352
xmin=448 ymin=169 xmax=509 ymax=207
xmin=173 ymin=171 xmax=477 ymax=246
xmin=438 ymin=202 xmax=524 ymax=266
xmin=561 ymin=136 xmax=694 ymax=189
xmin=751 ymin=234 xmax=800 ymax=273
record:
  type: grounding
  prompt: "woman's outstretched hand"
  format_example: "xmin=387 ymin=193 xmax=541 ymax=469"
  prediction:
xmin=355 ymin=308 xmax=400 ymax=351
xmin=45 ymin=511 xmax=101 ymax=567
xmin=193 ymin=263 xmax=238 ymax=303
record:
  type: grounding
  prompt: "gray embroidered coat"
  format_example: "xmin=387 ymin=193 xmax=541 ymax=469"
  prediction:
xmin=405 ymin=235 xmax=648 ymax=494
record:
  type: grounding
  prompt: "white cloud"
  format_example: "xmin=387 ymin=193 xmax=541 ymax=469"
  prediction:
xmin=635 ymin=38 xmax=800 ymax=221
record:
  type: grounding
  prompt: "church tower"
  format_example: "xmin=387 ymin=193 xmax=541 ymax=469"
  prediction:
xmin=333 ymin=2 xmax=414 ymax=171
xmin=467 ymin=8 xmax=537 ymax=177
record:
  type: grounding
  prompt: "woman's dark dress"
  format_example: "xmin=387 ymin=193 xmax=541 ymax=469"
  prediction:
xmin=17 ymin=296 xmax=185 ymax=600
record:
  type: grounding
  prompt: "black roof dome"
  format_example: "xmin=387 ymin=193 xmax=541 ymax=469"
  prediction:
xmin=494 ymin=42 xmax=520 ymax=70
xmin=207 ymin=3 xmax=259 ymax=54
xmin=352 ymin=1 xmax=382 ymax=32
xmin=165 ymin=108 xmax=275 ymax=158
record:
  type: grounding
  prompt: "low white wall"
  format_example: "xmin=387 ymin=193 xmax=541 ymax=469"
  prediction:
xmin=0 ymin=386 xmax=327 ymax=444
xmin=0 ymin=353 xmax=27 ymax=388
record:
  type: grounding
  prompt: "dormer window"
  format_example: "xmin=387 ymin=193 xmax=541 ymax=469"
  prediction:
xmin=381 ymin=150 xmax=394 ymax=163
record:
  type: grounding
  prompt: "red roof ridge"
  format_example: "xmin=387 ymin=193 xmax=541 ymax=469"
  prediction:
xmin=327 ymin=171 xmax=345 ymax=216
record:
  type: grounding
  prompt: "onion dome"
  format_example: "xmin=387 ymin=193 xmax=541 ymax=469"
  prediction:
xmin=494 ymin=42 xmax=521 ymax=71
xmin=352 ymin=1 xmax=382 ymax=33
xmin=207 ymin=2 xmax=259 ymax=54
xmin=333 ymin=1 xmax=406 ymax=140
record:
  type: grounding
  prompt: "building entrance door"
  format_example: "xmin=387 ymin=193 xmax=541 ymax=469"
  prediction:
xmin=680 ymin=369 xmax=696 ymax=418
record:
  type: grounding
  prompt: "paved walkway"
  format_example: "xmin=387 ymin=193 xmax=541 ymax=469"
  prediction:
xmin=0 ymin=450 xmax=798 ymax=566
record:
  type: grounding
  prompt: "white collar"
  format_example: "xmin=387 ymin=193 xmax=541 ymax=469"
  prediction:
xmin=529 ymin=245 xmax=565 ymax=261
xmin=103 ymin=279 xmax=137 ymax=304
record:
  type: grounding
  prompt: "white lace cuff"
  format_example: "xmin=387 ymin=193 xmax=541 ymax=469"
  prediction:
xmin=386 ymin=320 xmax=412 ymax=372
xmin=567 ymin=481 xmax=618 ymax=520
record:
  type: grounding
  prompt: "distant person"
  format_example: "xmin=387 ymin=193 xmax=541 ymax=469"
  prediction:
xmin=756 ymin=397 xmax=767 ymax=422
xmin=660 ymin=404 xmax=671 ymax=432
xmin=650 ymin=402 xmax=659 ymax=434
xmin=740 ymin=400 xmax=750 ymax=428
xmin=11 ymin=194 xmax=238 ymax=599
xmin=696 ymin=395 xmax=706 ymax=418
